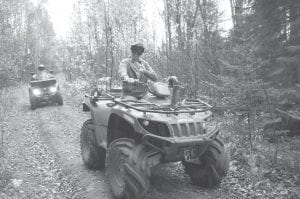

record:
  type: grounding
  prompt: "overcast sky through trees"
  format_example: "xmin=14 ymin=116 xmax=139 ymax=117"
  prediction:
xmin=32 ymin=0 xmax=232 ymax=40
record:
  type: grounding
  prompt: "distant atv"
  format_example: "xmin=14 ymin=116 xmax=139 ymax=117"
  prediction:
xmin=80 ymin=78 xmax=230 ymax=199
xmin=29 ymin=75 xmax=63 ymax=110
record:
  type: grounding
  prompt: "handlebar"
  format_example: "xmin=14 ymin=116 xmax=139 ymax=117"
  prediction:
xmin=122 ymin=79 xmax=147 ymax=86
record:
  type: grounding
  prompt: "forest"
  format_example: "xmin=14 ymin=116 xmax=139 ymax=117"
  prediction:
xmin=0 ymin=0 xmax=299 ymax=198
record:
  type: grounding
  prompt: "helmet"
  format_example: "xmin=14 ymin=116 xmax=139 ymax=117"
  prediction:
xmin=38 ymin=64 xmax=45 ymax=70
xmin=130 ymin=42 xmax=145 ymax=54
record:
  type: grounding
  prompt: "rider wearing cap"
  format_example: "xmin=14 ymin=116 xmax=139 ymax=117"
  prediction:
xmin=33 ymin=64 xmax=52 ymax=80
xmin=118 ymin=43 xmax=158 ymax=98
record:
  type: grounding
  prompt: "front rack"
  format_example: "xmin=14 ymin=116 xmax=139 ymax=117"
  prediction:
xmin=85 ymin=93 xmax=212 ymax=115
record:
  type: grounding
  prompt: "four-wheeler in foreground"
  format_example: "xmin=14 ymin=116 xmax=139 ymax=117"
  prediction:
xmin=80 ymin=78 xmax=230 ymax=199
xmin=28 ymin=77 xmax=63 ymax=110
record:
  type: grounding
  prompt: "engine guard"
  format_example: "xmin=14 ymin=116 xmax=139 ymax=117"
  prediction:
xmin=142 ymin=127 xmax=220 ymax=162
xmin=35 ymin=93 xmax=57 ymax=102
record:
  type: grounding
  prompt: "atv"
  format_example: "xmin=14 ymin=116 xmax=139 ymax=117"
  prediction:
xmin=28 ymin=75 xmax=63 ymax=110
xmin=80 ymin=78 xmax=230 ymax=199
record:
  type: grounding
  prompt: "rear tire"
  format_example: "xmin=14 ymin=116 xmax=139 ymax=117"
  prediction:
xmin=80 ymin=119 xmax=106 ymax=169
xmin=56 ymin=93 xmax=63 ymax=106
xmin=183 ymin=138 xmax=230 ymax=188
xmin=106 ymin=138 xmax=150 ymax=199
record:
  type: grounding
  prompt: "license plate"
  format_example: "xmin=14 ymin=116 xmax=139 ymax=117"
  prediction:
xmin=183 ymin=146 xmax=200 ymax=162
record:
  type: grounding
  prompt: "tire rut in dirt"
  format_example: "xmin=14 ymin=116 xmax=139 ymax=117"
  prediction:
xmin=106 ymin=138 xmax=150 ymax=199
xmin=80 ymin=119 xmax=106 ymax=169
xmin=34 ymin=95 xmax=111 ymax=199
xmin=183 ymin=137 xmax=230 ymax=188
xmin=2 ymin=97 xmax=75 ymax=198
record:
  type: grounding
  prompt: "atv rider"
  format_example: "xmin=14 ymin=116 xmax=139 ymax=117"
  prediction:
xmin=118 ymin=43 xmax=158 ymax=98
xmin=32 ymin=64 xmax=53 ymax=80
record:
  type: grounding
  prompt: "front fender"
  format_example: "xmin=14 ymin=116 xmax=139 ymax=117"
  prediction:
xmin=82 ymin=97 xmax=95 ymax=112
xmin=83 ymin=101 xmax=90 ymax=112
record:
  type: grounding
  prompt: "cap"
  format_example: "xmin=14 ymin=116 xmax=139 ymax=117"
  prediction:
xmin=131 ymin=42 xmax=145 ymax=49
xmin=130 ymin=43 xmax=145 ymax=55
xmin=38 ymin=64 xmax=45 ymax=69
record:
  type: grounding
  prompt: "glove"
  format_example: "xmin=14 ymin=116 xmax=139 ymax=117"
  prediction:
xmin=124 ymin=77 xmax=135 ymax=84
xmin=137 ymin=68 xmax=146 ymax=74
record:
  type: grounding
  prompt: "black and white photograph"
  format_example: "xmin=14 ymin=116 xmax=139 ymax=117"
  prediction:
xmin=0 ymin=0 xmax=299 ymax=198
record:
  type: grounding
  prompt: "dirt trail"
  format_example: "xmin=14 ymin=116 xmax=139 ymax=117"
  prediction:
xmin=1 ymin=77 xmax=225 ymax=199
xmin=2 ymin=82 xmax=112 ymax=199
xmin=35 ymin=96 xmax=111 ymax=199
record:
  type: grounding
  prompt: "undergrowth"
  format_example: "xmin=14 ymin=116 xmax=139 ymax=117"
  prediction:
xmin=0 ymin=87 xmax=18 ymax=189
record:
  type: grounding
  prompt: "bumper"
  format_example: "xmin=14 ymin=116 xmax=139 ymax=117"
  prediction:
xmin=32 ymin=93 xmax=58 ymax=102
xmin=142 ymin=127 xmax=220 ymax=162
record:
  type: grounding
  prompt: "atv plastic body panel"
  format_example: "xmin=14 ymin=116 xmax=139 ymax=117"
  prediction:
xmin=83 ymin=91 xmax=219 ymax=162
xmin=29 ymin=78 xmax=61 ymax=103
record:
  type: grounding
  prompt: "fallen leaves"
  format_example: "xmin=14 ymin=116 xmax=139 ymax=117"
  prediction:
xmin=11 ymin=179 xmax=23 ymax=188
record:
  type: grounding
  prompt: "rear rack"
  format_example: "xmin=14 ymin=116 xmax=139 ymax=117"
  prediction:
xmin=30 ymin=78 xmax=57 ymax=87
xmin=85 ymin=93 xmax=212 ymax=115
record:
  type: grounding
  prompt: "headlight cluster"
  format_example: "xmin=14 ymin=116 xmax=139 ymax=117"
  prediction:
xmin=138 ymin=119 xmax=170 ymax=137
xmin=202 ymin=115 xmax=216 ymax=133
xmin=49 ymin=86 xmax=57 ymax=93
xmin=32 ymin=86 xmax=57 ymax=96
xmin=32 ymin=89 xmax=42 ymax=96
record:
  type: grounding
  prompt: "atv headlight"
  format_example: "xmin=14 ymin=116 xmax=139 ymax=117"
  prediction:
xmin=202 ymin=115 xmax=216 ymax=133
xmin=138 ymin=119 xmax=170 ymax=137
xmin=32 ymin=89 xmax=42 ymax=96
xmin=49 ymin=86 xmax=57 ymax=93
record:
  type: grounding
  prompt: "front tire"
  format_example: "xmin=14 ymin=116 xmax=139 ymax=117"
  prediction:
xmin=80 ymin=119 xmax=106 ymax=169
xmin=56 ymin=93 xmax=63 ymax=106
xmin=106 ymin=138 xmax=150 ymax=199
xmin=183 ymin=138 xmax=230 ymax=188
xmin=30 ymin=96 xmax=37 ymax=110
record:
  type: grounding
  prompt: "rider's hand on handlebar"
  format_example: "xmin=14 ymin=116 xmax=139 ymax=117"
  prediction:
xmin=123 ymin=78 xmax=146 ymax=85
xmin=123 ymin=77 xmax=135 ymax=84
xmin=137 ymin=68 xmax=146 ymax=74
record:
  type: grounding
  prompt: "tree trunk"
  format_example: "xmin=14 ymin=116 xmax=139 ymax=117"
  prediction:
xmin=164 ymin=0 xmax=173 ymax=74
